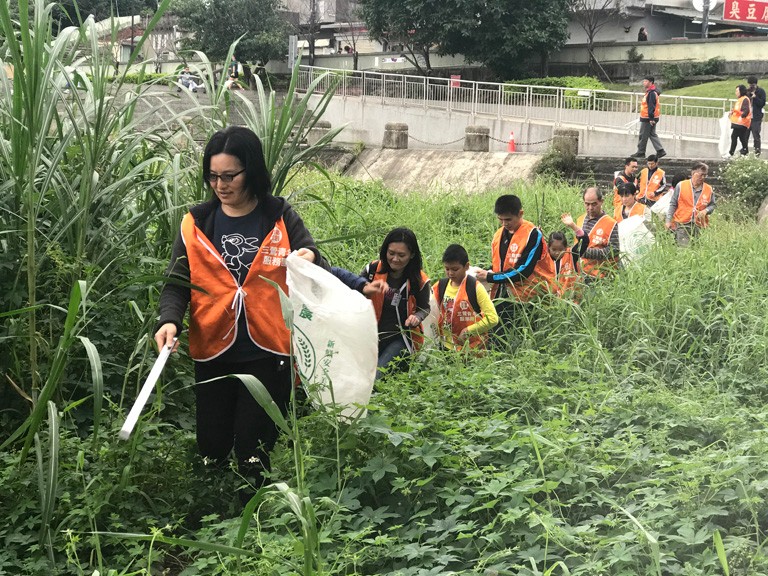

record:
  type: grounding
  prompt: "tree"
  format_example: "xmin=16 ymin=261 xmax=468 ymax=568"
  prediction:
xmin=171 ymin=0 xmax=288 ymax=66
xmin=569 ymin=0 xmax=619 ymax=77
xmin=361 ymin=0 xmax=460 ymax=76
xmin=440 ymin=0 xmax=570 ymax=79
xmin=335 ymin=0 xmax=365 ymax=70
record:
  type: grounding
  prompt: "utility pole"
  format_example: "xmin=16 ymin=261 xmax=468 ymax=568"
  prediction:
xmin=309 ymin=0 xmax=317 ymax=66
xmin=701 ymin=0 xmax=710 ymax=38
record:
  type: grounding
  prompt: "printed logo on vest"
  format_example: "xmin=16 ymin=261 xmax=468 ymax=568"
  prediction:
xmin=270 ymin=227 xmax=283 ymax=244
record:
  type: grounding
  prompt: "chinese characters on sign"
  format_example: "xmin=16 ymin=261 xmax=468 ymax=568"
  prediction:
xmin=722 ymin=0 xmax=768 ymax=23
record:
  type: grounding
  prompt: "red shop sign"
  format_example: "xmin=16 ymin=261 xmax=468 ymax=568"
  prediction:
xmin=722 ymin=0 xmax=768 ymax=23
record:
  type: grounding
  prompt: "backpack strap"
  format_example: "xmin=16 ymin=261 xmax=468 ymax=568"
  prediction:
xmin=365 ymin=260 xmax=379 ymax=282
xmin=465 ymin=275 xmax=481 ymax=315
xmin=437 ymin=278 xmax=449 ymax=303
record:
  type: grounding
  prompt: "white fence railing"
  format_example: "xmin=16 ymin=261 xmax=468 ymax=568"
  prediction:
xmin=298 ymin=65 xmax=731 ymax=142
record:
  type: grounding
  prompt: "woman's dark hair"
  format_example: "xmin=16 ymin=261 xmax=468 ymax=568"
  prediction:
xmin=202 ymin=126 xmax=271 ymax=201
xmin=548 ymin=231 xmax=568 ymax=247
xmin=736 ymin=84 xmax=748 ymax=97
xmin=379 ymin=227 xmax=424 ymax=289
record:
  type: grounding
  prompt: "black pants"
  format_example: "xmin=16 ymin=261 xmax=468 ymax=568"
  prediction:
xmin=751 ymin=118 xmax=762 ymax=154
xmin=730 ymin=125 xmax=749 ymax=155
xmin=194 ymin=356 xmax=291 ymax=497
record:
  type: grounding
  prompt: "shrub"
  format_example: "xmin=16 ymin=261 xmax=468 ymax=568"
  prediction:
xmin=505 ymin=76 xmax=605 ymax=109
xmin=661 ymin=63 xmax=685 ymax=90
xmin=720 ymin=155 xmax=768 ymax=211
xmin=690 ymin=57 xmax=724 ymax=76
xmin=627 ymin=46 xmax=644 ymax=63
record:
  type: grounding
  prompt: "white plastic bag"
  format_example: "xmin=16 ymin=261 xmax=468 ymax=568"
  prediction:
xmin=285 ymin=253 xmax=377 ymax=420
xmin=618 ymin=215 xmax=655 ymax=264
xmin=651 ymin=191 xmax=672 ymax=217
xmin=718 ymin=112 xmax=730 ymax=157
xmin=419 ymin=291 xmax=441 ymax=355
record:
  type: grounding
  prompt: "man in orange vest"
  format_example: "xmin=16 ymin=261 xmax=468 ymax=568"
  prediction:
xmin=578 ymin=187 xmax=620 ymax=280
xmin=636 ymin=154 xmax=667 ymax=206
xmin=633 ymin=75 xmax=666 ymax=159
xmin=475 ymin=195 xmax=555 ymax=346
xmin=612 ymin=157 xmax=638 ymax=213
xmin=665 ymin=162 xmax=715 ymax=246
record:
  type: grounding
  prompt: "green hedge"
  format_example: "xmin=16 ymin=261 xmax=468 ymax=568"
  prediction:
xmin=504 ymin=76 xmax=605 ymax=109
xmin=720 ymin=155 xmax=768 ymax=211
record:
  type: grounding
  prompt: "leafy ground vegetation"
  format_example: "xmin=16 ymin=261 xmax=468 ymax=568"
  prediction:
xmin=3 ymin=2 xmax=768 ymax=576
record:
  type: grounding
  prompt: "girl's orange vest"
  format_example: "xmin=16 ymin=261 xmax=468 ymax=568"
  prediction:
xmin=432 ymin=278 xmax=485 ymax=349
xmin=181 ymin=213 xmax=291 ymax=361
xmin=729 ymin=95 xmax=752 ymax=128
xmin=637 ymin=167 xmax=666 ymax=202
xmin=577 ymin=214 xmax=618 ymax=278
xmin=614 ymin=201 xmax=646 ymax=222
xmin=673 ymin=179 xmax=713 ymax=228
xmin=553 ymin=250 xmax=580 ymax=295
xmin=490 ymin=220 xmax=555 ymax=302
xmin=367 ymin=261 xmax=429 ymax=351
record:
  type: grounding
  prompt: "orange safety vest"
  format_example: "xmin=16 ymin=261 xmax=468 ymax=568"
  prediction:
xmin=490 ymin=220 xmax=555 ymax=302
xmin=612 ymin=172 xmax=638 ymax=210
xmin=637 ymin=167 xmax=666 ymax=203
xmin=640 ymin=87 xmax=660 ymax=119
xmin=577 ymin=213 xmax=618 ymax=278
xmin=673 ymin=179 xmax=713 ymax=228
xmin=367 ymin=261 xmax=429 ymax=351
xmin=729 ymin=95 xmax=752 ymax=128
xmin=614 ymin=201 xmax=647 ymax=222
xmin=180 ymin=213 xmax=291 ymax=361
xmin=553 ymin=250 xmax=581 ymax=295
xmin=432 ymin=278 xmax=485 ymax=350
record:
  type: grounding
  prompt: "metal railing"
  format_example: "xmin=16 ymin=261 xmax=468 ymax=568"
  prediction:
xmin=298 ymin=65 xmax=731 ymax=142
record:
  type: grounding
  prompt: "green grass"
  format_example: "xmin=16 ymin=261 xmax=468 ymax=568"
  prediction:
xmin=665 ymin=78 xmax=742 ymax=99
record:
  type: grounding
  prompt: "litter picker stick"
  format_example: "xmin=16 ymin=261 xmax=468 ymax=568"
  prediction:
xmin=119 ymin=339 xmax=176 ymax=440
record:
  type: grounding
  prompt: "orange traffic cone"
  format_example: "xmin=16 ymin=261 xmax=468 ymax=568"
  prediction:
xmin=507 ymin=130 xmax=516 ymax=153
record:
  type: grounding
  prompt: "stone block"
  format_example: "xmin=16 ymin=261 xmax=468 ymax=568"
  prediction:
xmin=464 ymin=125 xmax=490 ymax=152
xmin=383 ymin=122 xmax=408 ymax=149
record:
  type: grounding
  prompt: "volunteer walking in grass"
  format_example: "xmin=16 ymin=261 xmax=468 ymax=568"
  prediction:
xmin=665 ymin=162 xmax=715 ymax=246
xmin=432 ymin=244 xmax=498 ymax=351
xmin=636 ymin=154 xmax=667 ymax=206
xmin=577 ymin=187 xmax=620 ymax=280
xmin=363 ymin=228 xmax=431 ymax=379
xmin=154 ymin=126 xmax=327 ymax=503
xmin=549 ymin=213 xmax=589 ymax=296
xmin=476 ymin=195 xmax=555 ymax=345
xmin=612 ymin=156 xmax=638 ymax=215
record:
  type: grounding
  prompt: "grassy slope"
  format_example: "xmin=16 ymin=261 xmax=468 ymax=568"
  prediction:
xmin=605 ymin=79 xmax=741 ymax=99
xmin=4 ymin=174 xmax=767 ymax=575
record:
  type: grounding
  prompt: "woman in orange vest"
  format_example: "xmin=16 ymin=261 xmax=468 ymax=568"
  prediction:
xmin=726 ymin=84 xmax=753 ymax=157
xmin=362 ymin=228 xmax=430 ymax=380
xmin=154 ymin=126 xmax=327 ymax=504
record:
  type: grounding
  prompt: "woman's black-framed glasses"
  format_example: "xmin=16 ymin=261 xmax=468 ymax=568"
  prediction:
xmin=206 ymin=169 xmax=245 ymax=184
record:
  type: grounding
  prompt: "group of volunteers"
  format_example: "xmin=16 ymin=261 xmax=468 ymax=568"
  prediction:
xmin=151 ymin=121 xmax=719 ymax=503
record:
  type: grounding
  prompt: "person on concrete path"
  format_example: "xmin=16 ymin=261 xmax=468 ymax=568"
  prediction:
xmin=747 ymin=76 xmax=765 ymax=156
xmin=636 ymin=154 xmax=667 ymax=206
xmin=726 ymin=85 xmax=753 ymax=158
xmin=612 ymin=156 xmax=638 ymax=214
xmin=475 ymin=195 xmax=555 ymax=348
xmin=577 ymin=187 xmax=620 ymax=280
xmin=634 ymin=76 xmax=666 ymax=160
xmin=665 ymin=162 xmax=715 ymax=247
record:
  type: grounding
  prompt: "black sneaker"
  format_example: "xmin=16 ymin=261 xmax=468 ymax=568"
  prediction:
xmin=632 ymin=151 xmax=645 ymax=158
xmin=656 ymin=150 xmax=667 ymax=159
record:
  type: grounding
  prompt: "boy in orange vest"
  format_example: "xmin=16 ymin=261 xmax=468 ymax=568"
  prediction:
xmin=637 ymin=154 xmax=667 ymax=206
xmin=475 ymin=195 xmax=555 ymax=347
xmin=432 ymin=244 xmax=498 ymax=351
xmin=665 ymin=162 xmax=715 ymax=246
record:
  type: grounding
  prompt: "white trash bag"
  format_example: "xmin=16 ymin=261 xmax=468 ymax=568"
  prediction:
xmin=618 ymin=215 xmax=655 ymax=264
xmin=285 ymin=253 xmax=377 ymax=420
xmin=650 ymin=190 xmax=672 ymax=217
xmin=718 ymin=112 xmax=731 ymax=158
xmin=419 ymin=290 xmax=441 ymax=355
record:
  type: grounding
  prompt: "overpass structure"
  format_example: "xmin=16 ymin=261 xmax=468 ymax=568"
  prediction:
xmin=298 ymin=66 xmax=733 ymax=159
